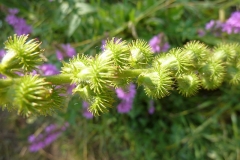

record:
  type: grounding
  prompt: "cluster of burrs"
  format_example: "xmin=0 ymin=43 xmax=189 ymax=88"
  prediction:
xmin=0 ymin=35 xmax=240 ymax=116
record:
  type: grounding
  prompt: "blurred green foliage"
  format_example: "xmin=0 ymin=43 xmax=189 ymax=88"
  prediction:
xmin=1 ymin=0 xmax=240 ymax=159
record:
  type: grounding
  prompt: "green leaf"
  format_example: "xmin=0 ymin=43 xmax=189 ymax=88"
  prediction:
xmin=67 ymin=14 xmax=81 ymax=37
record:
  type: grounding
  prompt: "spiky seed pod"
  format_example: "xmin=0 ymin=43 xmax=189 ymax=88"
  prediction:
xmin=87 ymin=54 xmax=115 ymax=93
xmin=177 ymin=73 xmax=200 ymax=96
xmin=61 ymin=54 xmax=90 ymax=83
xmin=1 ymin=35 xmax=43 ymax=73
xmin=138 ymin=66 xmax=173 ymax=98
xmin=226 ymin=64 xmax=240 ymax=85
xmin=73 ymin=84 xmax=94 ymax=100
xmin=74 ymin=84 xmax=114 ymax=115
xmin=12 ymin=75 xmax=64 ymax=116
xmin=88 ymin=90 xmax=115 ymax=116
xmin=183 ymin=41 xmax=208 ymax=62
xmin=129 ymin=40 xmax=153 ymax=68
xmin=213 ymin=43 xmax=240 ymax=62
xmin=199 ymin=60 xmax=225 ymax=90
xmin=102 ymin=38 xmax=130 ymax=71
xmin=63 ymin=53 xmax=115 ymax=93
xmin=111 ymin=77 xmax=131 ymax=89
xmin=154 ymin=48 xmax=194 ymax=75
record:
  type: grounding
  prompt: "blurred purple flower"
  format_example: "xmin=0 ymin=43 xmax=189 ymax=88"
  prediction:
xmin=205 ymin=20 xmax=215 ymax=30
xmin=39 ymin=64 xmax=59 ymax=76
xmin=28 ymin=135 xmax=35 ymax=143
xmin=116 ymin=83 xmax=136 ymax=113
xmin=28 ymin=123 xmax=69 ymax=152
xmin=117 ymin=100 xmax=133 ymax=113
xmin=222 ymin=11 xmax=240 ymax=34
xmin=14 ymin=18 xmax=32 ymax=35
xmin=148 ymin=100 xmax=155 ymax=115
xmin=8 ymin=8 xmax=19 ymax=15
xmin=56 ymin=44 xmax=76 ymax=61
xmin=0 ymin=49 xmax=6 ymax=59
xmin=101 ymin=40 xmax=107 ymax=50
xmin=149 ymin=33 xmax=170 ymax=53
xmin=5 ymin=8 xmax=32 ymax=35
xmin=205 ymin=20 xmax=223 ymax=36
xmin=82 ymin=101 xmax=93 ymax=119
xmin=5 ymin=14 xmax=18 ymax=25
xmin=67 ymin=84 xmax=76 ymax=94
xmin=197 ymin=29 xmax=205 ymax=37
xmin=45 ymin=124 xmax=56 ymax=133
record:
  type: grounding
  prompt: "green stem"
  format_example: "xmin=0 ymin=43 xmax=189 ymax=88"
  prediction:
xmin=0 ymin=74 xmax=72 ymax=88
xmin=43 ymin=74 xmax=72 ymax=84
xmin=0 ymin=78 xmax=13 ymax=88
xmin=117 ymin=69 xmax=146 ymax=78
xmin=0 ymin=68 xmax=145 ymax=89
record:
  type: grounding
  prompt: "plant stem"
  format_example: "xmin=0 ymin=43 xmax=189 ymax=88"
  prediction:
xmin=0 ymin=68 xmax=145 ymax=88
xmin=117 ymin=69 xmax=145 ymax=78
xmin=0 ymin=78 xmax=13 ymax=88
xmin=43 ymin=74 xmax=72 ymax=84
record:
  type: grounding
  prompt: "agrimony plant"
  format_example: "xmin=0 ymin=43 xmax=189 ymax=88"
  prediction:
xmin=0 ymin=34 xmax=240 ymax=116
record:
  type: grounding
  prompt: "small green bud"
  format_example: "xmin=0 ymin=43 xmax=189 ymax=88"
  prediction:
xmin=62 ymin=54 xmax=90 ymax=83
xmin=226 ymin=65 xmax=240 ymax=85
xmin=88 ymin=91 xmax=114 ymax=116
xmin=199 ymin=60 xmax=225 ymax=90
xmin=138 ymin=67 xmax=173 ymax=98
xmin=1 ymin=35 xmax=43 ymax=75
xmin=88 ymin=55 xmax=115 ymax=93
xmin=103 ymin=38 xmax=130 ymax=71
xmin=177 ymin=73 xmax=200 ymax=96
xmin=129 ymin=39 xmax=153 ymax=68
xmin=183 ymin=41 xmax=208 ymax=62
xmin=73 ymin=84 xmax=93 ymax=100
xmin=74 ymin=84 xmax=114 ymax=115
xmin=11 ymin=75 xmax=64 ymax=116
xmin=213 ymin=43 xmax=239 ymax=62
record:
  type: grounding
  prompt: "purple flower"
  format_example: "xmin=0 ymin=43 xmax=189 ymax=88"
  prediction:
xmin=45 ymin=124 xmax=56 ymax=133
xmin=28 ymin=135 xmax=35 ymax=143
xmin=0 ymin=49 xmax=6 ymax=59
xmin=205 ymin=20 xmax=215 ymax=30
xmin=148 ymin=100 xmax=155 ymax=115
xmin=8 ymin=8 xmax=19 ymax=15
xmin=5 ymin=14 xmax=19 ymax=25
xmin=14 ymin=18 xmax=32 ymax=35
xmin=197 ymin=29 xmax=206 ymax=37
xmin=82 ymin=101 xmax=93 ymax=119
xmin=28 ymin=123 xmax=69 ymax=152
xmin=116 ymin=83 xmax=136 ymax=113
xmin=101 ymin=40 xmax=107 ymax=50
xmin=67 ymin=84 xmax=76 ymax=94
xmin=149 ymin=33 xmax=170 ymax=53
xmin=56 ymin=44 xmax=76 ymax=61
xmin=44 ymin=132 xmax=61 ymax=146
xmin=117 ymin=100 xmax=133 ymax=113
xmin=222 ymin=11 xmax=240 ymax=34
xmin=5 ymin=8 xmax=32 ymax=35
xmin=116 ymin=83 xmax=136 ymax=100
xmin=39 ymin=64 xmax=59 ymax=76
xmin=205 ymin=20 xmax=224 ymax=36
